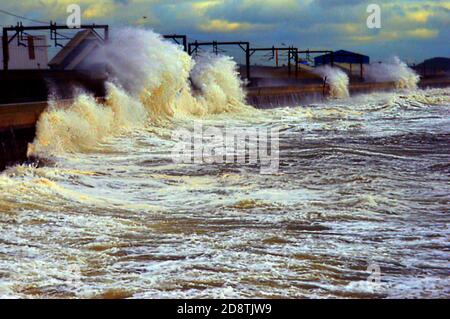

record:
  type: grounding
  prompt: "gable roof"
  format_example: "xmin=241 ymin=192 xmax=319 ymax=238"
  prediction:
xmin=314 ymin=49 xmax=370 ymax=65
xmin=48 ymin=29 xmax=103 ymax=70
xmin=333 ymin=49 xmax=368 ymax=57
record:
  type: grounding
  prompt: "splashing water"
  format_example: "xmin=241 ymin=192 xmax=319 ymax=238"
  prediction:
xmin=28 ymin=28 xmax=251 ymax=157
xmin=313 ymin=65 xmax=350 ymax=99
xmin=364 ymin=57 xmax=420 ymax=90
xmin=2 ymin=27 xmax=450 ymax=299
xmin=190 ymin=54 xmax=247 ymax=114
xmin=2 ymin=86 xmax=449 ymax=299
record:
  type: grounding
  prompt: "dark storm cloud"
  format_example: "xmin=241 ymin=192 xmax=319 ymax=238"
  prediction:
xmin=0 ymin=0 xmax=448 ymax=62
xmin=315 ymin=0 xmax=368 ymax=7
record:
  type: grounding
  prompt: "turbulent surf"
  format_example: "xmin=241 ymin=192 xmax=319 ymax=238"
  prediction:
xmin=0 ymin=28 xmax=449 ymax=299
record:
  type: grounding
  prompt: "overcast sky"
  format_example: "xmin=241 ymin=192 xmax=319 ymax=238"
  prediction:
xmin=1 ymin=0 xmax=449 ymax=64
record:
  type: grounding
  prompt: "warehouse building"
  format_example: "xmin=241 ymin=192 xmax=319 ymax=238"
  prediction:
xmin=315 ymin=50 xmax=370 ymax=77
xmin=0 ymin=35 xmax=48 ymax=70
xmin=48 ymin=29 xmax=104 ymax=70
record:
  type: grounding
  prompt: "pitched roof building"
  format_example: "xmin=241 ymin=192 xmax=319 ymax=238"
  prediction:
xmin=314 ymin=50 xmax=370 ymax=66
xmin=48 ymin=29 xmax=104 ymax=70
xmin=0 ymin=35 xmax=48 ymax=70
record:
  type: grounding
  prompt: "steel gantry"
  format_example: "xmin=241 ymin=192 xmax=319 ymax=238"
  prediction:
xmin=248 ymin=46 xmax=300 ymax=77
xmin=188 ymin=41 xmax=251 ymax=80
xmin=163 ymin=34 xmax=188 ymax=52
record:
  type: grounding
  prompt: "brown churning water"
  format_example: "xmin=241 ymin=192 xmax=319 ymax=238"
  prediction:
xmin=0 ymin=28 xmax=448 ymax=298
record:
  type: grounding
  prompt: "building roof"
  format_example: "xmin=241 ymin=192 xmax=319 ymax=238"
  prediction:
xmin=314 ymin=50 xmax=370 ymax=66
xmin=48 ymin=29 xmax=103 ymax=70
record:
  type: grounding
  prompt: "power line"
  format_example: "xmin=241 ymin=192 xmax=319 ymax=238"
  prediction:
xmin=0 ymin=8 xmax=50 ymax=25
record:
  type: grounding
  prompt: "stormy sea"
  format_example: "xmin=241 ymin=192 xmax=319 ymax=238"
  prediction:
xmin=0 ymin=29 xmax=448 ymax=298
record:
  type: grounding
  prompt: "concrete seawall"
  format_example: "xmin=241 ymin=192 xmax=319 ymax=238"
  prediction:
xmin=246 ymin=82 xmax=399 ymax=108
xmin=0 ymin=100 xmax=74 ymax=170
xmin=0 ymin=70 xmax=106 ymax=104
xmin=246 ymin=84 xmax=327 ymax=108
xmin=246 ymin=78 xmax=450 ymax=108
xmin=0 ymin=101 xmax=46 ymax=170
xmin=0 ymin=127 xmax=36 ymax=171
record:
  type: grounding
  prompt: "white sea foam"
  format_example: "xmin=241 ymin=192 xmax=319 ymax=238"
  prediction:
xmin=364 ymin=57 xmax=420 ymax=90
xmin=313 ymin=65 xmax=350 ymax=99
xmin=28 ymin=28 xmax=250 ymax=156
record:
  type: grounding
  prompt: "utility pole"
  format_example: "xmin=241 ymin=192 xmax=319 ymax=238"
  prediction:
xmin=2 ymin=28 xmax=8 ymax=71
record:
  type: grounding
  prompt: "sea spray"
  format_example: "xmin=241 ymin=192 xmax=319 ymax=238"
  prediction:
xmin=29 ymin=28 xmax=251 ymax=157
xmin=90 ymin=28 xmax=194 ymax=120
xmin=190 ymin=54 xmax=247 ymax=114
xmin=28 ymin=83 xmax=148 ymax=156
xmin=313 ymin=66 xmax=350 ymax=99
xmin=364 ymin=57 xmax=420 ymax=90
xmin=85 ymin=28 xmax=249 ymax=119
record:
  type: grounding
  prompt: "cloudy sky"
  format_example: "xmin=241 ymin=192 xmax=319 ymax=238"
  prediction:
xmin=1 ymin=0 xmax=449 ymax=63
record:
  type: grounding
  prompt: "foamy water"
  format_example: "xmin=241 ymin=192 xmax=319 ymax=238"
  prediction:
xmin=314 ymin=65 xmax=350 ymax=99
xmin=0 ymin=29 xmax=449 ymax=299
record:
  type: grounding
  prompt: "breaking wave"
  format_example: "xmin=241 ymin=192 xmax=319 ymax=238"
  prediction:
xmin=28 ymin=28 xmax=251 ymax=157
xmin=313 ymin=65 xmax=350 ymax=99
xmin=364 ymin=56 xmax=420 ymax=90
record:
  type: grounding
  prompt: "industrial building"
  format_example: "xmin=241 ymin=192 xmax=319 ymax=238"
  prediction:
xmin=0 ymin=35 xmax=48 ymax=70
xmin=315 ymin=50 xmax=370 ymax=77
xmin=0 ymin=29 xmax=103 ymax=72
xmin=48 ymin=29 xmax=104 ymax=70
xmin=1 ymin=24 xmax=109 ymax=105
xmin=314 ymin=50 xmax=370 ymax=65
